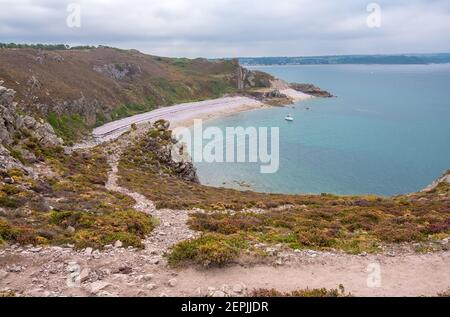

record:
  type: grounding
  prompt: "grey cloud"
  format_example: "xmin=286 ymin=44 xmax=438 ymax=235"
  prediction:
xmin=0 ymin=0 xmax=449 ymax=57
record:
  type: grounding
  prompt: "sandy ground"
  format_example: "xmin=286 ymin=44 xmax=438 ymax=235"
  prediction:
xmin=1 ymin=243 xmax=448 ymax=297
xmin=85 ymin=93 xmax=312 ymax=145
xmin=91 ymin=97 xmax=267 ymax=143
xmin=281 ymin=88 xmax=314 ymax=101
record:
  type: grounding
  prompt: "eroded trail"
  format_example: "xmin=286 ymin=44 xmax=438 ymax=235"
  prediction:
xmin=105 ymin=147 xmax=198 ymax=253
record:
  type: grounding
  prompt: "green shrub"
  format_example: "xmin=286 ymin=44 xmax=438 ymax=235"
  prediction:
xmin=168 ymin=233 xmax=247 ymax=267
xmin=47 ymin=113 xmax=87 ymax=142
xmin=103 ymin=232 xmax=142 ymax=247
xmin=0 ymin=220 xmax=19 ymax=241
xmin=250 ymin=285 xmax=351 ymax=297
xmin=0 ymin=196 xmax=22 ymax=208
xmin=5 ymin=146 xmax=25 ymax=164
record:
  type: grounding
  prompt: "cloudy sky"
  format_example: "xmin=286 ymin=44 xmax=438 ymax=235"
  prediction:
xmin=1 ymin=0 xmax=449 ymax=58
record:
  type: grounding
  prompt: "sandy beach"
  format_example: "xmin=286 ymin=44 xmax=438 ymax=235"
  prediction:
xmin=91 ymin=93 xmax=312 ymax=144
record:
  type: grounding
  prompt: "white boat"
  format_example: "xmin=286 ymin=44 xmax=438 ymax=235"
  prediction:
xmin=285 ymin=114 xmax=294 ymax=121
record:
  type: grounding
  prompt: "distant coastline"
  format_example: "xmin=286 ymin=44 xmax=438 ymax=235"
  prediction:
xmin=235 ymin=53 xmax=450 ymax=66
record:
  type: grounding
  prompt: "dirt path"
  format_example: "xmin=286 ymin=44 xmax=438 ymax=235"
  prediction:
xmin=1 ymin=243 xmax=449 ymax=297
xmin=105 ymin=145 xmax=199 ymax=253
xmin=175 ymin=251 xmax=450 ymax=297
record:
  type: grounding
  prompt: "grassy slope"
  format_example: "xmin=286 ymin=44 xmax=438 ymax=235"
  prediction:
xmin=0 ymin=47 xmax=270 ymax=142
xmin=118 ymin=127 xmax=449 ymax=266
xmin=0 ymin=145 xmax=156 ymax=249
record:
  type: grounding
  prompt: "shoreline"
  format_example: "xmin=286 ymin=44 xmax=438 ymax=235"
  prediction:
xmin=83 ymin=92 xmax=313 ymax=146
xmin=171 ymin=88 xmax=313 ymax=129
xmin=169 ymin=99 xmax=267 ymax=130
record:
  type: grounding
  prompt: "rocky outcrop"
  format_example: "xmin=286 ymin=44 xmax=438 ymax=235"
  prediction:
xmin=35 ymin=97 xmax=107 ymax=127
xmin=93 ymin=63 xmax=142 ymax=81
xmin=0 ymin=81 xmax=62 ymax=166
xmin=422 ymin=171 xmax=450 ymax=192
xmin=234 ymin=61 xmax=273 ymax=90
xmin=33 ymin=51 xmax=65 ymax=65
xmin=244 ymin=88 xmax=293 ymax=105
xmin=246 ymin=89 xmax=288 ymax=101
xmin=139 ymin=120 xmax=199 ymax=183
xmin=0 ymin=81 xmax=62 ymax=147
xmin=289 ymin=83 xmax=334 ymax=98
xmin=0 ymin=144 xmax=27 ymax=174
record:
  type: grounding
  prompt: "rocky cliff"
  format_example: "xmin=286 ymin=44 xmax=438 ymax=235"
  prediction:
xmin=289 ymin=83 xmax=334 ymax=98
xmin=0 ymin=81 xmax=62 ymax=171
xmin=235 ymin=63 xmax=273 ymax=90
xmin=124 ymin=120 xmax=199 ymax=183
xmin=422 ymin=171 xmax=450 ymax=192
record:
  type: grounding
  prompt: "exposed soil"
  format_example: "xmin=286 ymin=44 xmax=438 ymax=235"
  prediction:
xmin=1 ymin=241 xmax=448 ymax=297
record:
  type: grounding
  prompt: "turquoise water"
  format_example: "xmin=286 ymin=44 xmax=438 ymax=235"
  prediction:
xmin=194 ymin=64 xmax=450 ymax=196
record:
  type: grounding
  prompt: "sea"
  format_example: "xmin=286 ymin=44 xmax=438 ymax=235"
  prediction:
xmin=193 ymin=64 xmax=450 ymax=196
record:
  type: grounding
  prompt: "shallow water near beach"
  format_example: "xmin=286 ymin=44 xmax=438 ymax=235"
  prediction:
xmin=193 ymin=64 xmax=450 ymax=196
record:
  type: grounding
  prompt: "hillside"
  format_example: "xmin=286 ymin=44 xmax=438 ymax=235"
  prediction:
xmin=0 ymin=47 xmax=272 ymax=142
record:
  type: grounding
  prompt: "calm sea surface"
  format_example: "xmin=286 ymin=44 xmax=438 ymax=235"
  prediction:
xmin=193 ymin=64 xmax=450 ymax=195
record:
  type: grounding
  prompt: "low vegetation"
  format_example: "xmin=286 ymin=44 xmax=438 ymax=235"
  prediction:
xmin=168 ymin=233 xmax=247 ymax=267
xmin=0 ymin=146 xmax=156 ymax=249
xmin=0 ymin=43 xmax=70 ymax=51
xmin=437 ymin=289 xmax=450 ymax=297
xmin=47 ymin=113 xmax=88 ymax=143
xmin=0 ymin=43 xmax=93 ymax=50
xmin=0 ymin=290 xmax=16 ymax=297
xmin=119 ymin=129 xmax=449 ymax=265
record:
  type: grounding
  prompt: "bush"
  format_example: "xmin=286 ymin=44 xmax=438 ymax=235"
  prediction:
xmin=0 ymin=220 xmax=38 ymax=245
xmin=49 ymin=210 xmax=156 ymax=249
xmin=250 ymin=285 xmax=352 ymax=297
xmin=0 ymin=220 xmax=19 ymax=241
xmin=168 ymin=233 xmax=247 ymax=267
xmin=47 ymin=113 xmax=87 ymax=143
xmin=0 ymin=196 xmax=22 ymax=208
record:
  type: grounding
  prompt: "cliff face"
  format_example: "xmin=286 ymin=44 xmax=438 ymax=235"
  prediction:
xmin=0 ymin=81 xmax=62 ymax=170
xmin=234 ymin=62 xmax=273 ymax=90
xmin=289 ymin=83 xmax=334 ymax=98
xmin=0 ymin=81 xmax=61 ymax=147
xmin=123 ymin=120 xmax=199 ymax=183
xmin=0 ymin=48 xmax=270 ymax=142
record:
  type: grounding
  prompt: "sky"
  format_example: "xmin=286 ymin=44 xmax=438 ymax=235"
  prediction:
xmin=0 ymin=0 xmax=450 ymax=58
